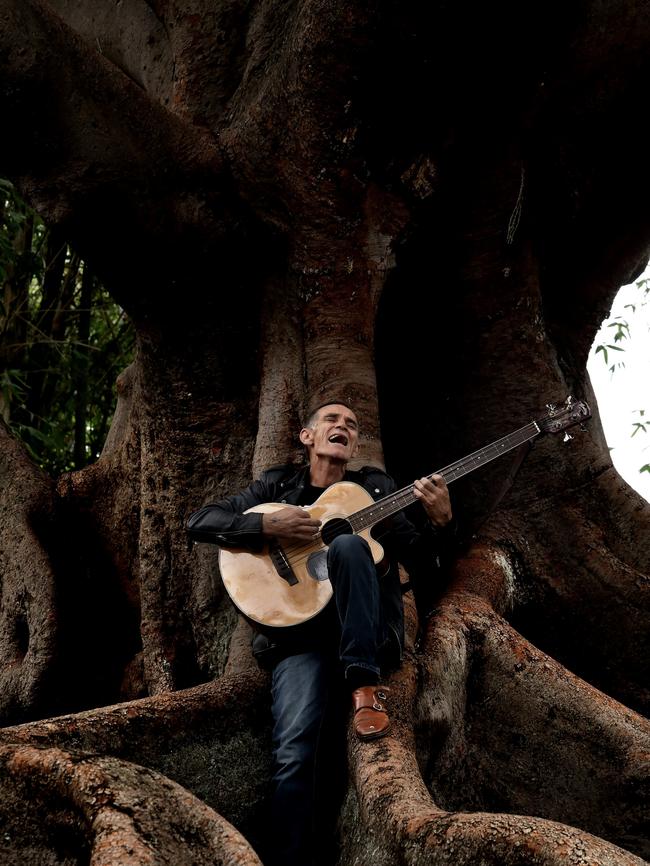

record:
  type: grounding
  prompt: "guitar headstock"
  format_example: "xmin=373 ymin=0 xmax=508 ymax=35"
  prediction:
xmin=537 ymin=396 xmax=591 ymax=436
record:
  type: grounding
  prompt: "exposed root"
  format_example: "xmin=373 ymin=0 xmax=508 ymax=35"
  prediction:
xmin=343 ymin=543 xmax=650 ymax=864
xmin=485 ymin=462 xmax=650 ymax=714
xmin=0 ymin=743 xmax=262 ymax=865
xmin=1 ymin=531 xmax=647 ymax=865
xmin=0 ymin=653 xmax=266 ymax=761
xmin=0 ymin=630 xmax=271 ymax=842
xmin=345 ymin=651 xmax=648 ymax=865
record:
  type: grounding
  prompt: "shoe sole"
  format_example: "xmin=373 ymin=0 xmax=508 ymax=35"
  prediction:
xmin=355 ymin=723 xmax=391 ymax=741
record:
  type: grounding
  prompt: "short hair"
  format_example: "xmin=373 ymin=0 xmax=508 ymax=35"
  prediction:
xmin=303 ymin=400 xmax=357 ymax=429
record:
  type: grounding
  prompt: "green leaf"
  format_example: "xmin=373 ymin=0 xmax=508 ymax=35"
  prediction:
xmin=595 ymin=345 xmax=608 ymax=364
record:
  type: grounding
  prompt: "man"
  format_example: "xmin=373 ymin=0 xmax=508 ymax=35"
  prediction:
xmin=186 ymin=401 xmax=454 ymax=865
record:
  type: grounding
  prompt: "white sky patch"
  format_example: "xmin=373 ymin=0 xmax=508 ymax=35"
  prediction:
xmin=587 ymin=266 xmax=650 ymax=503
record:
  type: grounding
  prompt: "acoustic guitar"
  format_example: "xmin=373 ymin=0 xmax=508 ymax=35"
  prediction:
xmin=218 ymin=397 xmax=591 ymax=628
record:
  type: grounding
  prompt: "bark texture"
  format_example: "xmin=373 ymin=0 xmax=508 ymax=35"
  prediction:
xmin=1 ymin=0 xmax=649 ymax=863
xmin=0 ymin=421 xmax=57 ymax=722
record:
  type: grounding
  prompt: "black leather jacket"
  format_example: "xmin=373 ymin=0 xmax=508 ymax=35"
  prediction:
xmin=187 ymin=463 xmax=454 ymax=667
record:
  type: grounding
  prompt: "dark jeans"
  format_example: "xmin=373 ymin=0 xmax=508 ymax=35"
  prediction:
xmin=267 ymin=534 xmax=384 ymax=866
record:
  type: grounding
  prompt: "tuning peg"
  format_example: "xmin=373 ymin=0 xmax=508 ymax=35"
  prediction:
xmin=565 ymin=395 xmax=575 ymax=406
xmin=546 ymin=403 xmax=557 ymax=415
xmin=563 ymin=432 xmax=573 ymax=442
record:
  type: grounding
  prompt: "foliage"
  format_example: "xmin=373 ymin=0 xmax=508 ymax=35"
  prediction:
xmin=635 ymin=413 xmax=650 ymax=476
xmin=592 ymin=273 xmax=649 ymax=477
xmin=593 ymin=319 xmax=628 ymax=369
xmin=1 ymin=179 xmax=134 ymax=475
xmin=593 ymin=274 xmax=649 ymax=369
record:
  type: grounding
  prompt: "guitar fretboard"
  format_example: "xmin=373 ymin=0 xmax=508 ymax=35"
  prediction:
xmin=347 ymin=421 xmax=540 ymax=532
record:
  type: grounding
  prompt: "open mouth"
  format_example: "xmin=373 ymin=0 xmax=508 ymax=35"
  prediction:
xmin=328 ymin=433 xmax=349 ymax=446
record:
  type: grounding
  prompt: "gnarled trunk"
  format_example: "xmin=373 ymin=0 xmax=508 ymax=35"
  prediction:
xmin=0 ymin=0 xmax=649 ymax=862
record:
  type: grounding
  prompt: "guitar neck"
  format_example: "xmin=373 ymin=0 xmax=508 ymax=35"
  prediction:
xmin=348 ymin=420 xmax=541 ymax=532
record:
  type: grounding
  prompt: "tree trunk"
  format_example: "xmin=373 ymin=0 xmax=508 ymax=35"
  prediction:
xmin=0 ymin=0 xmax=649 ymax=863
xmin=73 ymin=262 xmax=92 ymax=469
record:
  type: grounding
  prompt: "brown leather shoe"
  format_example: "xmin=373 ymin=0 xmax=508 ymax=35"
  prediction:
xmin=352 ymin=686 xmax=391 ymax=741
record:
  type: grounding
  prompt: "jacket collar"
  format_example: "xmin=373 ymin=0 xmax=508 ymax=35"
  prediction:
xmin=280 ymin=462 xmax=361 ymax=503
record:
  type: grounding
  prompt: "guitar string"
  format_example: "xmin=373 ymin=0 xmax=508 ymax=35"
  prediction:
xmin=350 ymin=422 xmax=539 ymax=528
xmin=278 ymin=422 xmax=540 ymax=571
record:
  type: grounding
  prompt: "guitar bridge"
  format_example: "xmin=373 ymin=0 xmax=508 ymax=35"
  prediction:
xmin=269 ymin=542 xmax=299 ymax=586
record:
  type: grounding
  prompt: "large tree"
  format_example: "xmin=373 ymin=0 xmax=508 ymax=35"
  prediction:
xmin=1 ymin=1 xmax=649 ymax=863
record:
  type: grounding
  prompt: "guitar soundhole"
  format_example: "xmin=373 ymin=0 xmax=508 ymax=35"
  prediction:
xmin=320 ymin=517 xmax=353 ymax=546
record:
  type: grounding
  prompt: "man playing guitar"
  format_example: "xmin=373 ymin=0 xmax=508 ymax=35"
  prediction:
xmin=187 ymin=401 xmax=455 ymax=866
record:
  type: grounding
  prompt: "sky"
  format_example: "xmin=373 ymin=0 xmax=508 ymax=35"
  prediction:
xmin=587 ymin=266 xmax=650 ymax=502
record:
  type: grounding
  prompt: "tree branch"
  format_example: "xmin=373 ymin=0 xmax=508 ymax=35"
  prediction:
xmin=0 ymin=0 xmax=241 ymax=320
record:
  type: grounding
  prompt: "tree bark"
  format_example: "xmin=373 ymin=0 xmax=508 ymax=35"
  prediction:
xmin=1 ymin=0 xmax=649 ymax=862
xmin=0 ymin=421 xmax=57 ymax=723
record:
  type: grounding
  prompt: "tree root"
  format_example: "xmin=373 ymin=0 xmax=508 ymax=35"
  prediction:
xmin=1 ymin=543 xmax=647 ymax=865
xmin=0 ymin=743 xmax=262 ymax=865
xmin=344 ymin=544 xmax=650 ymax=864
xmin=487 ymin=472 xmax=650 ymax=715
xmin=345 ymin=648 xmax=648 ymax=865
xmin=0 ymin=622 xmax=271 ymax=846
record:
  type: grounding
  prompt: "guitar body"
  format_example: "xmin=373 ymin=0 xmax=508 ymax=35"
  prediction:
xmin=218 ymin=481 xmax=384 ymax=627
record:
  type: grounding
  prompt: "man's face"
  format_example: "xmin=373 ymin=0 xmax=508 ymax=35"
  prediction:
xmin=300 ymin=404 xmax=359 ymax=463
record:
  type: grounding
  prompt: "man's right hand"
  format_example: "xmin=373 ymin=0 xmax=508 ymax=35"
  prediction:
xmin=262 ymin=507 xmax=322 ymax=542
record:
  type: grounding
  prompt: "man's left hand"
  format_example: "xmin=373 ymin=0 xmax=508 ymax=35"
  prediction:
xmin=413 ymin=475 xmax=452 ymax=527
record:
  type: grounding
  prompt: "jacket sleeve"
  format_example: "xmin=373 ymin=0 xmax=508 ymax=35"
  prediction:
xmin=186 ymin=476 xmax=274 ymax=551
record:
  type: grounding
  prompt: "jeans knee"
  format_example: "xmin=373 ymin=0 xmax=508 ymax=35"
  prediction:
xmin=327 ymin=533 xmax=369 ymax=564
